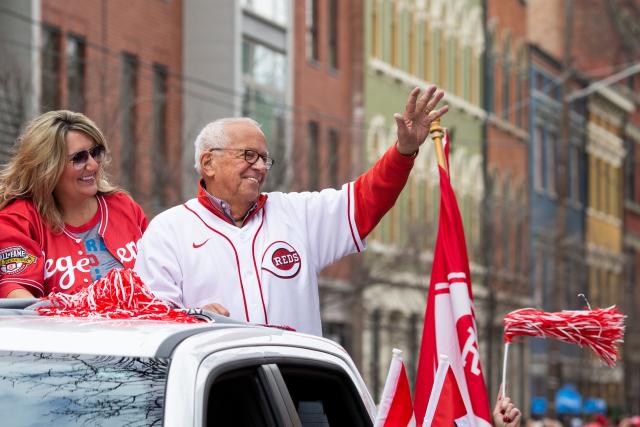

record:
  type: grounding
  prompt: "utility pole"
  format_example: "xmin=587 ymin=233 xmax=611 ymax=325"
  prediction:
xmin=548 ymin=0 xmax=574 ymax=416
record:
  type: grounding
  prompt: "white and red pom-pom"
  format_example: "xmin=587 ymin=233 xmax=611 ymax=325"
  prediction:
xmin=37 ymin=268 xmax=202 ymax=324
xmin=504 ymin=306 xmax=625 ymax=366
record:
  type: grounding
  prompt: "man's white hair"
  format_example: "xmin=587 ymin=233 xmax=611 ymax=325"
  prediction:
xmin=193 ymin=117 xmax=264 ymax=173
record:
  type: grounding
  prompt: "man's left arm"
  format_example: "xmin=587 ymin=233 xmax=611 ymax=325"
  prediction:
xmin=354 ymin=85 xmax=448 ymax=239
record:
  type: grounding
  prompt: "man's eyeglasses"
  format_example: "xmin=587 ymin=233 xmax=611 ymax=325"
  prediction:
xmin=210 ymin=148 xmax=275 ymax=170
xmin=68 ymin=145 xmax=106 ymax=170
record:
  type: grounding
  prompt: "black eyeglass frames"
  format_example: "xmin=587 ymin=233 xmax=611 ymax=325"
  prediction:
xmin=68 ymin=145 xmax=106 ymax=170
xmin=209 ymin=148 xmax=275 ymax=170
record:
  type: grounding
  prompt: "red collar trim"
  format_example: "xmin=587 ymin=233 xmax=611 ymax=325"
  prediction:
xmin=196 ymin=180 xmax=267 ymax=227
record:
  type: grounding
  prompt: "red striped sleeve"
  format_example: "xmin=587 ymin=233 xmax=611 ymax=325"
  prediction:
xmin=353 ymin=143 xmax=415 ymax=239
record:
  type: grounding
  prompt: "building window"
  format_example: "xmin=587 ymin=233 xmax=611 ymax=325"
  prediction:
xmin=242 ymin=39 xmax=287 ymax=91
xmin=152 ymin=64 xmax=168 ymax=212
xmin=408 ymin=16 xmax=416 ymax=74
xmin=119 ymin=53 xmax=138 ymax=194
xmin=372 ymin=0 xmax=380 ymax=58
xmin=589 ymin=156 xmax=597 ymax=210
xmin=502 ymin=186 xmax=511 ymax=270
xmin=432 ymin=32 xmax=440 ymax=83
xmin=569 ymin=139 xmax=580 ymax=204
xmin=624 ymin=138 xmax=636 ymax=201
xmin=66 ymin=35 xmax=85 ymax=112
xmin=516 ymin=71 xmax=524 ymax=127
xmin=241 ymin=0 xmax=288 ymax=26
xmin=308 ymin=121 xmax=319 ymax=190
xmin=598 ymin=159 xmax=606 ymax=213
xmin=486 ymin=32 xmax=494 ymax=113
xmin=407 ymin=313 xmax=419 ymax=386
xmin=328 ymin=128 xmax=339 ymax=188
xmin=607 ymin=162 xmax=613 ymax=215
xmin=370 ymin=309 xmax=381 ymax=401
xmin=328 ymin=0 xmax=338 ymax=69
xmin=422 ymin=22 xmax=430 ymax=81
xmin=502 ymin=56 xmax=510 ymax=120
xmin=306 ymin=0 xmax=319 ymax=62
xmin=445 ymin=37 xmax=460 ymax=94
xmin=41 ymin=25 xmax=61 ymax=111
xmin=470 ymin=52 xmax=477 ymax=105
xmin=462 ymin=46 xmax=471 ymax=100
xmin=514 ymin=206 xmax=524 ymax=275
xmin=390 ymin=0 xmax=398 ymax=66
xmin=547 ymin=130 xmax=557 ymax=195
xmin=242 ymin=38 xmax=287 ymax=191
xmin=534 ymin=125 xmax=544 ymax=191
xmin=439 ymin=35 xmax=446 ymax=88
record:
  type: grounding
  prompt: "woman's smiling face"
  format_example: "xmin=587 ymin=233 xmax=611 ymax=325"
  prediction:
xmin=53 ymin=131 xmax=102 ymax=209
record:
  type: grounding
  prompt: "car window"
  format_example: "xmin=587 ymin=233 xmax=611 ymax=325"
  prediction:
xmin=207 ymin=367 xmax=278 ymax=427
xmin=278 ymin=365 xmax=372 ymax=427
xmin=0 ymin=351 xmax=168 ymax=427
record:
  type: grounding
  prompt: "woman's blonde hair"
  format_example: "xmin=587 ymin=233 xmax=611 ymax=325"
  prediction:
xmin=0 ymin=110 xmax=120 ymax=231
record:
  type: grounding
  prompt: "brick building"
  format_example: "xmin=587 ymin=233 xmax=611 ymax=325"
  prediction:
xmin=0 ymin=0 xmax=184 ymax=215
xmin=291 ymin=0 xmax=365 ymax=358
xmin=527 ymin=0 xmax=639 ymax=415
xmin=484 ymin=0 xmax=532 ymax=407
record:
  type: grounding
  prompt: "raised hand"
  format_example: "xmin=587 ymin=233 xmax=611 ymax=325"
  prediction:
xmin=493 ymin=386 xmax=522 ymax=427
xmin=393 ymin=86 xmax=449 ymax=155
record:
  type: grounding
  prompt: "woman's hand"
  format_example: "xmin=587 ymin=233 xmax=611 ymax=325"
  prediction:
xmin=493 ymin=386 xmax=522 ymax=427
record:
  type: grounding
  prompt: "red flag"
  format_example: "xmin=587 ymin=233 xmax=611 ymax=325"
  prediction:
xmin=413 ymin=132 xmax=492 ymax=427
xmin=423 ymin=356 xmax=468 ymax=427
xmin=375 ymin=349 xmax=416 ymax=427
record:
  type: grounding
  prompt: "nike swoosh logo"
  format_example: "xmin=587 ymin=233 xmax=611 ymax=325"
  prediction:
xmin=192 ymin=238 xmax=211 ymax=249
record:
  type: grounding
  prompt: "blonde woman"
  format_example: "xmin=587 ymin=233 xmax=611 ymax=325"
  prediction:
xmin=0 ymin=111 xmax=147 ymax=298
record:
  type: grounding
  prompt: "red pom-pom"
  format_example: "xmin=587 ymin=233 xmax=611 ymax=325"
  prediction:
xmin=37 ymin=268 xmax=202 ymax=324
xmin=504 ymin=306 xmax=625 ymax=366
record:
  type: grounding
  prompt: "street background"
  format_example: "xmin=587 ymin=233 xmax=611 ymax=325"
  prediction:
xmin=1 ymin=0 xmax=639 ymax=421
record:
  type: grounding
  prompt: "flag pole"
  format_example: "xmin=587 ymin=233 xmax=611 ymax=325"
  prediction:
xmin=429 ymin=118 xmax=448 ymax=176
xmin=422 ymin=354 xmax=451 ymax=427
xmin=502 ymin=342 xmax=510 ymax=397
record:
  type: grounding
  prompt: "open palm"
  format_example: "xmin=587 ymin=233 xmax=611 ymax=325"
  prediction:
xmin=394 ymin=86 xmax=449 ymax=155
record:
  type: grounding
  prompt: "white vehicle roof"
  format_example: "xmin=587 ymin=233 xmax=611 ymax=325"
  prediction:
xmin=0 ymin=315 xmax=350 ymax=360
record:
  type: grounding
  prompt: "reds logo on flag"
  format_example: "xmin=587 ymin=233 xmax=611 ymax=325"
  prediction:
xmin=414 ymin=132 xmax=491 ymax=427
xmin=261 ymin=241 xmax=302 ymax=279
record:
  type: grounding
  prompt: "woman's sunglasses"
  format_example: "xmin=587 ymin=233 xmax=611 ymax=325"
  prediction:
xmin=68 ymin=145 xmax=106 ymax=170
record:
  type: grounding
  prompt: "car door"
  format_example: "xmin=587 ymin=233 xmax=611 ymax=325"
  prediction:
xmin=194 ymin=347 xmax=374 ymax=427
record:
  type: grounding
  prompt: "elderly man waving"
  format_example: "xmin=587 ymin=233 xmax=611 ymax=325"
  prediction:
xmin=134 ymin=86 xmax=448 ymax=335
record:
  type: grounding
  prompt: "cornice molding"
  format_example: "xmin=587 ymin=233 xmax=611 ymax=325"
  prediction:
xmin=369 ymin=58 xmax=487 ymax=120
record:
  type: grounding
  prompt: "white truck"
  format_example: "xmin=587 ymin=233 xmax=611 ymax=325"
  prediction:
xmin=0 ymin=299 xmax=376 ymax=427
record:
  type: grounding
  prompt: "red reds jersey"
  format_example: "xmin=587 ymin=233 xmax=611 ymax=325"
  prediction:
xmin=0 ymin=193 xmax=148 ymax=297
xmin=134 ymin=145 xmax=415 ymax=335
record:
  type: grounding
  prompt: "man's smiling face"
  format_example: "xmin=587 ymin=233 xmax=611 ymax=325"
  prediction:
xmin=208 ymin=122 xmax=269 ymax=213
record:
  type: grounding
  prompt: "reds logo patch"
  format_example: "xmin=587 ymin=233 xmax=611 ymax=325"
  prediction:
xmin=261 ymin=241 xmax=301 ymax=279
xmin=0 ymin=246 xmax=37 ymax=275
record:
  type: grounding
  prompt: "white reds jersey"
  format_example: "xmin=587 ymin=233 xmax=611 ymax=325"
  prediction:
xmin=134 ymin=145 xmax=416 ymax=335
xmin=134 ymin=183 xmax=364 ymax=336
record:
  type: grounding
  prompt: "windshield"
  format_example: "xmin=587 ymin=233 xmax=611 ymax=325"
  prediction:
xmin=0 ymin=351 xmax=169 ymax=427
